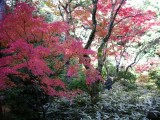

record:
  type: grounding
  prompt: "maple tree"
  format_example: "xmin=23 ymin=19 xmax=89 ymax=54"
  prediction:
xmin=52 ymin=0 xmax=159 ymax=99
xmin=0 ymin=2 xmax=98 ymax=98
xmin=52 ymin=0 xmax=157 ymax=68
xmin=0 ymin=2 xmax=101 ymax=118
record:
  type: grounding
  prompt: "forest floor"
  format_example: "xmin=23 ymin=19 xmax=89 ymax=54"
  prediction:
xmin=50 ymin=81 xmax=160 ymax=120
xmin=1 ymin=81 xmax=160 ymax=120
xmin=99 ymin=82 xmax=160 ymax=120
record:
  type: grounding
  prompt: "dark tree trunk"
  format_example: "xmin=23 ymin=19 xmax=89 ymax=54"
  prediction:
xmin=0 ymin=100 xmax=2 ymax=115
xmin=0 ymin=95 xmax=5 ymax=118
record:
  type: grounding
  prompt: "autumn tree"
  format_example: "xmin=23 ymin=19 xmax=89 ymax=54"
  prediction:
xmin=0 ymin=2 xmax=100 ymax=118
xmin=46 ymin=0 xmax=159 ymax=101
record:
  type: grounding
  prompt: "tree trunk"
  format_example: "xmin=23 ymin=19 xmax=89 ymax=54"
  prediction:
xmin=0 ymin=95 xmax=5 ymax=118
xmin=0 ymin=100 xmax=2 ymax=115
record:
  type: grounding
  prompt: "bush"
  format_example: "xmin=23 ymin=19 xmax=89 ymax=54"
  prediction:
xmin=137 ymin=75 xmax=150 ymax=84
xmin=1 ymin=73 xmax=49 ymax=120
xmin=66 ymin=69 xmax=88 ymax=91
xmin=117 ymin=71 xmax=137 ymax=83
xmin=149 ymin=70 xmax=160 ymax=89
xmin=117 ymin=71 xmax=137 ymax=90
xmin=120 ymin=79 xmax=137 ymax=90
xmin=2 ymin=87 xmax=43 ymax=120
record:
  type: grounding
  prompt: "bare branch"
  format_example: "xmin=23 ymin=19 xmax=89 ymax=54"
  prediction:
xmin=113 ymin=14 xmax=143 ymax=27
xmin=58 ymin=5 xmax=65 ymax=21
xmin=125 ymin=37 xmax=160 ymax=72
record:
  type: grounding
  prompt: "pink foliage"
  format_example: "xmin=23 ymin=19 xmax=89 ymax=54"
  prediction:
xmin=0 ymin=2 xmax=96 ymax=98
xmin=85 ymin=67 xmax=102 ymax=85
xmin=135 ymin=59 xmax=159 ymax=73
xmin=28 ymin=58 xmax=52 ymax=76
xmin=67 ymin=65 xmax=79 ymax=77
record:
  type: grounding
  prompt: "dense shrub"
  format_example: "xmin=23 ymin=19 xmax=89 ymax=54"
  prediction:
xmin=117 ymin=71 xmax=137 ymax=90
xmin=149 ymin=70 xmax=160 ymax=89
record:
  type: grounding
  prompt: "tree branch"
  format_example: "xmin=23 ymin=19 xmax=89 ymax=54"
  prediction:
xmin=97 ymin=0 xmax=126 ymax=73
xmin=113 ymin=14 xmax=143 ymax=27
xmin=84 ymin=0 xmax=98 ymax=49
xmin=125 ymin=37 xmax=160 ymax=73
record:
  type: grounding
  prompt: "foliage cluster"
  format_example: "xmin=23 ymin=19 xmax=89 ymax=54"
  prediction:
xmin=149 ymin=70 xmax=160 ymax=89
xmin=117 ymin=71 xmax=137 ymax=90
xmin=0 ymin=2 xmax=100 ymax=95
xmin=102 ymin=63 xmax=137 ymax=90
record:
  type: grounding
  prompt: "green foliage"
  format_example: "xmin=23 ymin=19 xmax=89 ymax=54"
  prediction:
xmin=149 ymin=70 xmax=160 ymax=80
xmin=57 ymin=64 xmax=87 ymax=91
xmin=149 ymin=70 xmax=160 ymax=89
xmin=102 ymin=63 xmax=117 ymax=77
xmin=117 ymin=71 xmax=137 ymax=90
xmin=156 ymin=80 xmax=160 ymax=89
xmin=1 ymin=76 xmax=49 ymax=120
xmin=2 ymin=88 xmax=39 ymax=120
xmin=69 ymin=75 xmax=103 ymax=104
xmin=117 ymin=71 xmax=137 ymax=83
xmin=120 ymin=79 xmax=138 ymax=91
xmin=102 ymin=63 xmax=137 ymax=90
xmin=58 ymin=66 xmax=103 ymax=104
xmin=145 ymin=84 xmax=154 ymax=90
xmin=69 ymin=78 xmax=87 ymax=91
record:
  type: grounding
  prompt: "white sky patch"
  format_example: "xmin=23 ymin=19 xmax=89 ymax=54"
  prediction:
xmin=128 ymin=0 xmax=145 ymax=7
